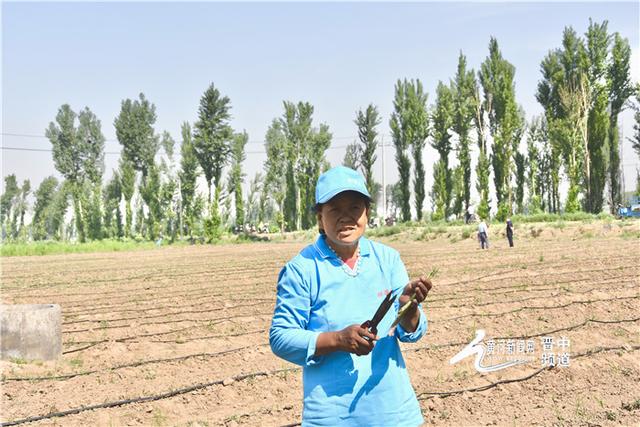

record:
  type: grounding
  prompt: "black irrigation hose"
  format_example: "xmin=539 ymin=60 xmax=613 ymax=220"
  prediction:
xmin=0 ymin=367 xmax=299 ymax=426
xmin=62 ymin=272 xmax=637 ymax=335
xmin=62 ymin=324 xmax=199 ymax=348
xmin=148 ymin=327 xmax=266 ymax=344
xmin=61 ymin=267 xmax=635 ymax=327
xmin=6 ymin=258 xmax=285 ymax=295
xmin=2 ymin=344 xmax=637 ymax=426
xmin=429 ymin=278 xmax=637 ymax=309
xmin=429 ymin=294 xmax=640 ymax=323
xmin=32 ymin=315 xmax=640 ymax=387
xmin=63 ymin=313 xmax=273 ymax=347
xmin=61 ymin=282 xmax=269 ymax=316
xmin=63 ymin=302 xmax=271 ymax=333
xmin=416 ymin=344 xmax=640 ymax=399
xmin=3 ymin=344 xmax=266 ymax=382
xmin=3 ymin=259 xmax=283 ymax=293
xmin=62 ymin=342 xmax=100 ymax=355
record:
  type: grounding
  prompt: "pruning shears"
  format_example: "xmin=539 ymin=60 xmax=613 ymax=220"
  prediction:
xmin=361 ymin=292 xmax=396 ymax=338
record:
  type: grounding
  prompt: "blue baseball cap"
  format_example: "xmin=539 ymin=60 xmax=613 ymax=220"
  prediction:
xmin=315 ymin=166 xmax=371 ymax=204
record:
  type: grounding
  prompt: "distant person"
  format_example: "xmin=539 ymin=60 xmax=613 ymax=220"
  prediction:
xmin=506 ymin=218 xmax=514 ymax=247
xmin=478 ymin=219 xmax=489 ymax=249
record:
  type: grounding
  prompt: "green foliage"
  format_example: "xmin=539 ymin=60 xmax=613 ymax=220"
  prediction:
xmin=86 ymin=182 xmax=103 ymax=240
xmin=204 ymin=195 xmax=222 ymax=242
xmin=179 ymin=122 xmax=200 ymax=237
xmin=480 ymin=37 xmax=522 ymax=210
xmin=1 ymin=239 xmax=159 ymax=257
xmin=537 ymin=22 xmax=633 ymax=215
xmin=31 ymin=177 xmax=69 ymax=241
xmin=451 ymin=166 xmax=464 ymax=218
xmin=46 ymin=104 xmax=105 ymax=242
xmin=114 ymin=93 xmax=159 ymax=176
xmin=608 ymin=32 xmax=633 ymax=212
xmin=390 ymin=79 xmax=428 ymax=222
xmin=430 ymin=160 xmax=447 ymax=221
xmin=193 ymin=83 xmax=233 ymax=207
xmin=461 ymin=228 xmax=473 ymax=239
xmin=118 ymin=158 xmax=136 ymax=239
xmin=31 ymin=177 xmax=58 ymax=240
xmin=261 ymin=119 xmax=287 ymax=229
xmin=452 ymin=52 xmax=476 ymax=215
xmin=510 ymin=211 xmax=611 ymax=223
xmin=5 ymin=178 xmax=32 ymax=240
xmin=514 ymin=150 xmax=526 ymax=214
xmin=584 ymin=20 xmax=611 ymax=213
xmin=278 ymin=101 xmax=331 ymax=230
xmin=229 ymin=131 xmax=248 ymax=227
xmin=342 ymin=142 xmax=361 ymax=170
xmin=102 ymin=172 xmax=122 ymax=239
xmin=431 ymin=82 xmax=453 ymax=219
xmin=245 ymin=173 xmax=262 ymax=224
xmin=1 ymin=175 xmax=19 ymax=233
xmin=495 ymin=201 xmax=509 ymax=222
xmin=354 ymin=104 xmax=381 ymax=208
xmin=472 ymin=71 xmax=491 ymax=220
xmin=366 ymin=225 xmax=403 ymax=238
xmin=630 ymin=86 xmax=640 ymax=159
xmin=159 ymin=178 xmax=178 ymax=241
xmin=139 ymin=164 xmax=161 ymax=239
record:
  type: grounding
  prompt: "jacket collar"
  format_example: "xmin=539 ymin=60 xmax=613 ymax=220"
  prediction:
xmin=314 ymin=234 xmax=371 ymax=259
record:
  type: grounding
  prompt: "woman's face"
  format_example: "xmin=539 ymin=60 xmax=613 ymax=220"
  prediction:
xmin=317 ymin=191 xmax=369 ymax=247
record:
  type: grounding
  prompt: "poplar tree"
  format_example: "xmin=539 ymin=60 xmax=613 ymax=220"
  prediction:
xmin=179 ymin=122 xmax=199 ymax=237
xmin=390 ymin=79 xmax=428 ymax=222
xmin=479 ymin=37 xmax=522 ymax=220
xmin=355 ymin=104 xmax=381 ymax=208
xmin=229 ymin=131 xmax=248 ymax=227
xmin=193 ymin=83 xmax=233 ymax=240
xmin=451 ymin=52 xmax=477 ymax=218
xmin=607 ymin=32 xmax=633 ymax=210
xmin=430 ymin=82 xmax=453 ymax=220
xmin=46 ymin=104 xmax=105 ymax=242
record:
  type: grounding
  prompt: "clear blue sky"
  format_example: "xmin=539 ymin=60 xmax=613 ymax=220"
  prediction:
xmin=2 ymin=1 xmax=639 ymax=206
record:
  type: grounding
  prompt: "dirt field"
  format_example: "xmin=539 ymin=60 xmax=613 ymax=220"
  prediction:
xmin=1 ymin=220 xmax=639 ymax=426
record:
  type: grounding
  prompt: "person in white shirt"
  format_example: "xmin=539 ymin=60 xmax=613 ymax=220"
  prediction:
xmin=478 ymin=219 xmax=489 ymax=249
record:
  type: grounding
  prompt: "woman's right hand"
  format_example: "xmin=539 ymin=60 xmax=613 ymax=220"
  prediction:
xmin=315 ymin=324 xmax=377 ymax=356
xmin=335 ymin=324 xmax=377 ymax=356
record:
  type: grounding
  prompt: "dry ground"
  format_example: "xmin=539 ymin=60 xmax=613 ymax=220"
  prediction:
xmin=1 ymin=220 xmax=639 ymax=426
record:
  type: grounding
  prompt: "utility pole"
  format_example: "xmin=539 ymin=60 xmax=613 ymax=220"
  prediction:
xmin=381 ymin=135 xmax=386 ymax=219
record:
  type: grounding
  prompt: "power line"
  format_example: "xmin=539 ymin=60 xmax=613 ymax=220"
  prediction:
xmin=0 ymin=144 xmax=393 ymax=155
xmin=1 ymin=132 xmax=373 ymax=146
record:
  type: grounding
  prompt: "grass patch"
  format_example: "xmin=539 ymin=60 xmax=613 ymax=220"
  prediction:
xmin=9 ymin=357 xmax=28 ymax=365
xmin=620 ymin=230 xmax=640 ymax=240
xmin=68 ymin=358 xmax=83 ymax=368
xmin=622 ymin=399 xmax=640 ymax=411
xmin=510 ymin=212 xmax=614 ymax=224
xmin=367 ymin=225 xmax=404 ymax=237
xmin=1 ymin=239 xmax=161 ymax=257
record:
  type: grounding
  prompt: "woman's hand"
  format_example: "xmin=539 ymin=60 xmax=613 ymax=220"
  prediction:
xmin=398 ymin=277 xmax=433 ymax=332
xmin=336 ymin=325 xmax=377 ymax=356
xmin=399 ymin=276 xmax=433 ymax=306
xmin=315 ymin=324 xmax=377 ymax=357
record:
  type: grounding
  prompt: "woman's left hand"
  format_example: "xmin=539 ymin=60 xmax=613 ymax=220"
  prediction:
xmin=399 ymin=276 xmax=432 ymax=306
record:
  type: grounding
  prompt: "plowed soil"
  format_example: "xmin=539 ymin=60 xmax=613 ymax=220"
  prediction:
xmin=2 ymin=220 xmax=639 ymax=426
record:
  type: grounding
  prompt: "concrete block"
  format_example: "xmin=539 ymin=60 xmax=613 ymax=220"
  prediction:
xmin=0 ymin=304 xmax=62 ymax=361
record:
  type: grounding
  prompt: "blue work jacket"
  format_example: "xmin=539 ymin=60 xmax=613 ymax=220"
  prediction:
xmin=270 ymin=235 xmax=427 ymax=426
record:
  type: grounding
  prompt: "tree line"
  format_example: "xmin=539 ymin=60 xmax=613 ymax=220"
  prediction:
xmin=2 ymin=20 xmax=639 ymax=243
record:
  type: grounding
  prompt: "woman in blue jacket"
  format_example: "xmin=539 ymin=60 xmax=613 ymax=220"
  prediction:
xmin=270 ymin=166 xmax=433 ymax=427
